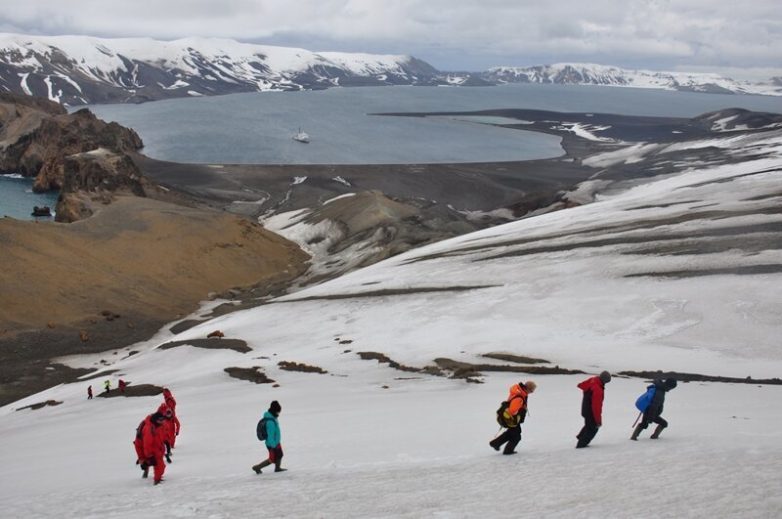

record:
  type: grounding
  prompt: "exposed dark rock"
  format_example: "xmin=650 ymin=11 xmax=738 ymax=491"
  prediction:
xmin=224 ymin=366 xmax=275 ymax=384
xmin=434 ymin=358 xmax=585 ymax=377
xmin=357 ymin=351 xmax=444 ymax=376
xmin=277 ymin=361 xmax=328 ymax=374
xmin=482 ymin=353 xmax=550 ymax=364
xmin=16 ymin=399 xmax=62 ymax=411
xmin=158 ymin=338 xmax=251 ymax=353
xmin=98 ymin=383 xmax=164 ymax=397
xmin=618 ymin=370 xmax=782 ymax=386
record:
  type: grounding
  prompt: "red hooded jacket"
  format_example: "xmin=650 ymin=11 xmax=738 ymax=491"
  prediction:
xmin=578 ymin=376 xmax=605 ymax=425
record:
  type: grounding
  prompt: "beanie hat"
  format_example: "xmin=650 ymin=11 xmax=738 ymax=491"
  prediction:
xmin=269 ymin=400 xmax=282 ymax=414
xmin=599 ymin=371 xmax=612 ymax=384
xmin=664 ymin=378 xmax=678 ymax=390
xmin=524 ymin=380 xmax=537 ymax=392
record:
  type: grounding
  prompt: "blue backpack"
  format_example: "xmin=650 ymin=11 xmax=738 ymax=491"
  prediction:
xmin=635 ymin=385 xmax=656 ymax=412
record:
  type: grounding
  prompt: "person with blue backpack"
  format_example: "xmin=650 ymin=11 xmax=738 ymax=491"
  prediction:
xmin=252 ymin=400 xmax=286 ymax=474
xmin=631 ymin=378 xmax=677 ymax=440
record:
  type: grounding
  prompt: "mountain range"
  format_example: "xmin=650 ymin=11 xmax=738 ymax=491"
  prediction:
xmin=1 ymin=33 xmax=779 ymax=105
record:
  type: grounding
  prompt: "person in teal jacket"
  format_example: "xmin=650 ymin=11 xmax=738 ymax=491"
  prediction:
xmin=252 ymin=400 xmax=286 ymax=474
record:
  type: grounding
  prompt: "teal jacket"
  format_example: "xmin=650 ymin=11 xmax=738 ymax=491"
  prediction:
xmin=263 ymin=411 xmax=281 ymax=448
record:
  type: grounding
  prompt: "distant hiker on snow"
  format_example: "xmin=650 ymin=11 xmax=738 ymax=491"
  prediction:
xmin=576 ymin=371 xmax=611 ymax=448
xmin=631 ymin=378 xmax=678 ymax=441
xmin=161 ymin=388 xmax=181 ymax=463
xmin=490 ymin=380 xmax=537 ymax=455
xmin=118 ymin=379 xmax=127 ymax=394
xmin=252 ymin=400 xmax=286 ymax=474
xmin=103 ymin=379 xmax=111 ymax=393
xmin=133 ymin=404 xmax=173 ymax=485
xmin=87 ymin=385 xmax=93 ymax=399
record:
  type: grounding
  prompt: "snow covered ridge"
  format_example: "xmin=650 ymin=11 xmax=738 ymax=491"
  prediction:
xmin=0 ymin=33 xmax=438 ymax=105
xmin=484 ymin=63 xmax=782 ymax=97
xmin=2 ymin=34 xmax=780 ymax=105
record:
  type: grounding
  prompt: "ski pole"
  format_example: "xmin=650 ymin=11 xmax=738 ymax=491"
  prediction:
xmin=632 ymin=411 xmax=642 ymax=427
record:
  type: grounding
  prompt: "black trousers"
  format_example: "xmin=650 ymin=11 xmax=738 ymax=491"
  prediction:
xmin=491 ymin=424 xmax=521 ymax=453
xmin=640 ymin=414 xmax=668 ymax=429
xmin=577 ymin=413 xmax=599 ymax=447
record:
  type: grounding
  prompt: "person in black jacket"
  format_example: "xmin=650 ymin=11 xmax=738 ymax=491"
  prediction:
xmin=631 ymin=378 xmax=677 ymax=440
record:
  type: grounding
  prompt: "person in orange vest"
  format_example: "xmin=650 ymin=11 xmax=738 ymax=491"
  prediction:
xmin=489 ymin=380 xmax=537 ymax=455
xmin=576 ymin=371 xmax=611 ymax=448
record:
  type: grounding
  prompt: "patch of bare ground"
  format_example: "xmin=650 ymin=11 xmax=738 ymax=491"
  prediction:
xmin=16 ymin=400 xmax=62 ymax=411
xmin=98 ymin=384 xmax=164 ymax=398
xmin=434 ymin=358 xmax=585 ymax=379
xmin=158 ymin=338 xmax=251 ymax=353
xmin=619 ymin=370 xmax=782 ymax=385
xmin=277 ymin=361 xmax=328 ymax=374
xmin=356 ymin=351 xmax=445 ymax=377
xmin=79 ymin=369 xmax=120 ymax=381
xmin=482 ymin=353 xmax=550 ymax=364
xmin=224 ymin=367 xmax=275 ymax=384
xmin=282 ymin=285 xmax=500 ymax=302
xmin=0 ymin=195 xmax=308 ymax=405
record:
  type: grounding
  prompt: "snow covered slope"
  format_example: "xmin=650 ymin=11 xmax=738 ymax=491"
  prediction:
xmin=484 ymin=63 xmax=782 ymax=96
xmin=1 ymin=128 xmax=781 ymax=517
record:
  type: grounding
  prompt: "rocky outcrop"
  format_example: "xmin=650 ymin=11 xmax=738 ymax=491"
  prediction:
xmin=0 ymin=92 xmax=143 ymax=192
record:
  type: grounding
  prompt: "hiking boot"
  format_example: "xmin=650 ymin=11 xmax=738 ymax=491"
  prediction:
xmin=142 ymin=466 xmax=149 ymax=479
xmin=252 ymin=464 xmax=262 ymax=475
xmin=502 ymin=450 xmax=517 ymax=455
xmin=153 ymin=479 xmax=163 ymax=486
xmin=489 ymin=440 xmax=501 ymax=451
xmin=630 ymin=424 xmax=644 ymax=441
xmin=275 ymin=468 xmax=288 ymax=472
xmin=650 ymin=424 xmax=666 ymax=439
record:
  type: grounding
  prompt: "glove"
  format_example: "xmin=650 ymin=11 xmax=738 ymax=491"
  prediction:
xmin=165 ymin=454 xmax=172 ymax=463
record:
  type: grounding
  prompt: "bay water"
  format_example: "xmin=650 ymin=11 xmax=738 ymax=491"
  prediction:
xmin=0 ymin=175 xmax=58 ymax=220
xmin=86 ymin=83 xmax=782 ymax=165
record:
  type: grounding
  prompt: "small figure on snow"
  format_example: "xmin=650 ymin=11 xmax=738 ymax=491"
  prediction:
xmin=252 ymin=400 xmax=286 ymax=474
xmin=161 ymin=388 xmax=180 ymax=463
xmin=490 ymin=380 xmax=536 ymax=455
xmin=631 ymin=378 xmax=677 ymax=440
xmin=118 ymin=379 xmax=127 ymax=394
xmin=103 ymin=379 xmax=111 ymax=394
xmin=87 ymin=385 xmax=93 ymax=400
xmin=576 ymin=371 xmax=611 ymax=448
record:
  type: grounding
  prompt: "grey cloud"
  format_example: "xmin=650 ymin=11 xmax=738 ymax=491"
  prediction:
xmin=0 ymin=0 xmax=780 ymax=73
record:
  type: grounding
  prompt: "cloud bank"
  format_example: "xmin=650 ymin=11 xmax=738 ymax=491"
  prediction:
xmin=1 ymin=0 xmax=780 ymax=75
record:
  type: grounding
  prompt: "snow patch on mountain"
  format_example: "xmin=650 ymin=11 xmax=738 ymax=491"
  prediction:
xmin=484 ymin=63 xmax=782 ymax=97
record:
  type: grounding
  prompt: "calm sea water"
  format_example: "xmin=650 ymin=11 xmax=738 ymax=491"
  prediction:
xmin=86 ymin=83 xmax=782 ymax=165
xmin=0 ymin=175 xmax=59 ymax=220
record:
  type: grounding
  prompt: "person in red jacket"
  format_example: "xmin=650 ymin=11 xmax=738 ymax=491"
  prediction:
xmin=132 ymin=405 xmax=172 ymax=484
xmin=576 ymin=371 xmax=611 ymax=448
xmin=161 ymin=388 xmax=180 ymax=462
xmin=489 ymin=380 xmax=537 ymax=455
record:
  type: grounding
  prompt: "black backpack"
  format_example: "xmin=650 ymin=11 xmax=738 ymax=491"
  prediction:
xmin=256 ymin=417 xmax=269 ymax=441
xmin=496 ymin=395 xmax=525 ymax=428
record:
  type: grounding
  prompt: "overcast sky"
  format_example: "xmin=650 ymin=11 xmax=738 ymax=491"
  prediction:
xmin=1 ymin=0 xmax=780 ymax=79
